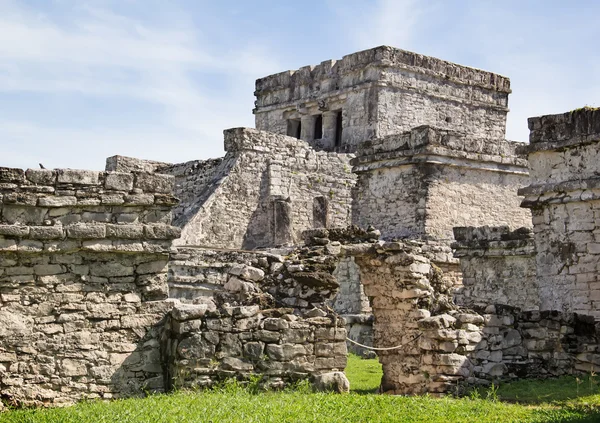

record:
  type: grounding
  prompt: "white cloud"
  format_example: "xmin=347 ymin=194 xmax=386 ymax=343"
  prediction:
xmin=0 ymin=1 xmax=282 ymax=170
xmin=329 ymin=0 xmax=425 ymax=50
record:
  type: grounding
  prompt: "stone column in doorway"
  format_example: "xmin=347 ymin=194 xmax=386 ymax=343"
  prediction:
xmin=321 ymin=111 xmax=338 ymax=150
xmin=300 ymin=115 xmax=316 ymax=142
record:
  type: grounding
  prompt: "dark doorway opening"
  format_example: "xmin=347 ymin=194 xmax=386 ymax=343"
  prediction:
xmin=287 ymin=119 xmax=301 ymax=139
xmin=335 ymin=111 xmax=343 ymax=148
xmin=314 ymin=114 xmax=323 ymax=140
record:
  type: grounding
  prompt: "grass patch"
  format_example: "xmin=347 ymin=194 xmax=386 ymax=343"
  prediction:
xmin=346 ymin=353 xmax=382 ymax=393
xmin=1 ymin=356 xmax=600 ymax=422
xmin=492 ymin=374 xmax=600 ymax=405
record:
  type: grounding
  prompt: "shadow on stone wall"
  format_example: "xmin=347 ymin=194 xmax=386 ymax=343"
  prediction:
xmin=109 ymin=315 xmax=170 ymax=399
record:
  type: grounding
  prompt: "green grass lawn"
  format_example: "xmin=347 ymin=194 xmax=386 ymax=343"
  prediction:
xmin=2 ymin=355 xmax=600 ymax=423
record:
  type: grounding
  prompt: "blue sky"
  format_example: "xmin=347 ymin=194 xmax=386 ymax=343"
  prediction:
xmin=1 ymin=0 xmax=599 ymax=170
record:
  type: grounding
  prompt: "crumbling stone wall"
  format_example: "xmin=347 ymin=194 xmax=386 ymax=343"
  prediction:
xmin=254 ymin=46 xmax=510 ymax=151
xmin=452 ymin=226 xmax=538 ymax=311
xmin=519 ymin=108 xmax=600 ymax=317
xmin=352 ymin=126 xmax=531 ymax=242
xmin=164 ymin=242 xmax=349 ymax=390
xmin=0 ymin=167 xmax=180 ymax=405
xmin=334 ymin=235 xmax=600 ymax=394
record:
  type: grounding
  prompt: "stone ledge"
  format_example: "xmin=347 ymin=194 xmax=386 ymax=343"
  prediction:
xmin=0 ymin=168 xmax=176 ymax=198
xmin=452 ymin=226 xmax=534 ymax=257
xmin=255 ymin=46 xmax=510 ymax=96
xmin=352 ymin=126 xmax=528 ymax=172
xmin=0 ymin=223 xmax=180 ymax=242
xmin=526 ymin=107 xmax=600 ymax=147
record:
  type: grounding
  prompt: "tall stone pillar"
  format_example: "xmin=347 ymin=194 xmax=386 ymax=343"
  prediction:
xmin=519 ymin=108 xmax=600 ymax=318
xmin=300 ymin=115 xmax=316 ymax=142
xmin=322 ymin=111 xmax=338 ymax=150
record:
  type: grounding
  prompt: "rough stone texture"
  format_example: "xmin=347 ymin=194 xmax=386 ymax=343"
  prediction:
xmin=164 ymin=242 xmax=349 ymax=390
xmin=109 ymin=129 xmax=355 ymax=250
xmin=169 ymin=243 xmax=341 ymax=313
xmin=166 ymin=304 xmax=348 ymax=390
xmin=0 ymin=167 xmax=180 ymax=406
xmin=352 ymin=126 xmax=532 ymax=242
xmin=332 ymin=257 xmax=373 ymax=356
xmin=452 ymin=226 xmax=538 ymax=311
xmin=343 ymin=239 xmax=464 ymax=394
xmin=255 ymin=46 xmax=511 ymax=152
xmin=519 ymin=108 xmax=600 ymax=317
xmin=333 ymin=237 xmax=600 ymax=394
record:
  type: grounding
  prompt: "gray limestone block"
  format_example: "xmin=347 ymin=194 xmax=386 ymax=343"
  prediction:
xmin=177 ymin=334 xmax=216 ymax=359
xmin=0 ymin=225 xmax=30 ymax=237
xmin=105 ymin=224 xmax=144 ymax=239
xmin=105 ymin=172 xmax=134 ymax=191
xmin=171 ymin=303 xmax=209 ymax=321
xmin=29 ymin=226 xmax=64 ymax=240
xmin=243 ymin=342 xmax=265 ymax=360
xmin=221 ymin=357 xmax=254 ymax=372
xmin=232 ymin=305 xmax=260 ymax=318
xmin=228 ymin=264 xmax=265 ymax=282
xmin=144 ymin=224 xmax=181 ymax=240
xmin=136 ymin=260 xmax=168 ymax=275
xmin=134 ymin=173 xmax=174 ymax=194
xmin=38 ymin=196 xmax=78 ymax=207
xmin=57 ymin=169 xmax=100 ymax=185
xmin=66 ymin=223 xmax=106 ymax=239
xmin=25 ymin=169 xmax=56 ymax=185
xmin=265 ymin=343 xmax=306 ymax=361
xmin=263 ymin=318 xmax=289 ymax=331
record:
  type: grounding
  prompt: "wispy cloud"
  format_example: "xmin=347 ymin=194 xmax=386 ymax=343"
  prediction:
xmin=0 ymin=1 xmax=282 ymax=170
xmin=328 ymin=0 xmax=427 ymax=50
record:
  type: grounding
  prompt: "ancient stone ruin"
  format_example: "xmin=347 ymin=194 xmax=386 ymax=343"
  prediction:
xmin=2 ymin=45 xmax=600 ymax=406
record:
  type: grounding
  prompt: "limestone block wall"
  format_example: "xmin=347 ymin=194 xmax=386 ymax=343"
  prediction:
xmin=0 ymin=167 xmax=180 ymax=406
xmin=155 ymin=158 xmax=225 ymax=227
xmin=254 ymin=46 xmax=511 ymax=152
xmin=352 ymin=126 xmax=531 ymax=242
xmin=166 ymin=303 xmax=347 ymax=390
xmin=452 ymin=226 xmax=538 ymax=311
xmin=176 ymin=128 xmax=354 ymax=249
xmin=519 ymin=108 xmax=600 ymax=317
xmin=106 ymin=155 xmax=234 ymax=238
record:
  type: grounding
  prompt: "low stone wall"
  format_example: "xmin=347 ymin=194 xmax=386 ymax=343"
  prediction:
xmin=419 ymin=305 xmax=600 ymax=386
xmin=164 ymin=242 xmax=350 ymax=390
xmin=0 ymin=167 xmax=180 ymax=406
xmin=166 ymin=303 xmax=347 ymax=391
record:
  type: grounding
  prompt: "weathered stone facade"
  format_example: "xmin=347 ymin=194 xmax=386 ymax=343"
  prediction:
xmin=351 ymin=126 xmax=532 ymax=242
xmin=254 ymin=46 xmax=510 ymax=152
xmin=452 ymin=226 xmax=538 ymax=311
xmin=108 ymin=128 xmax=355 ymax=250
xmin=164 ymin=241 xmax=349 ymax=391
xmin=519 ymin=108 xmax=600 ymax=317
xmin=0 ymin=167 xmax=180 ymax=405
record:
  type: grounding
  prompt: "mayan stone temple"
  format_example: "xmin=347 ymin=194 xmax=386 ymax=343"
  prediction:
xmin=2 ymin=45 xmax=600 ymax=406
